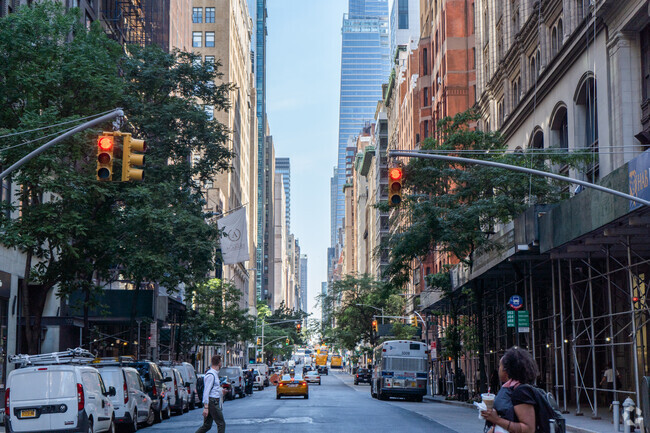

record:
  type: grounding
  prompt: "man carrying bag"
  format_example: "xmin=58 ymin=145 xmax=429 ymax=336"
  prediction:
xmin=195 ymin=355 xmax=226 ymax=433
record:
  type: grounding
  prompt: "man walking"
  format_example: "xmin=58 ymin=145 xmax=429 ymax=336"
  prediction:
xmin=195 ymin=355 xmax=226 ymax=433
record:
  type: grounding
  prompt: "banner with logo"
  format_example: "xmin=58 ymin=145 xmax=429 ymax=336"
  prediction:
xmin=217 ymin=207 xmax=250 ymax=265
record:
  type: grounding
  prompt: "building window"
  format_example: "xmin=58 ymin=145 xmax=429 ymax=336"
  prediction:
xmin=424 ymin=120 xmax=429 ymax=139
xmin=497 ymin=98 xmax=504 ymax=128
xmin=192 ymin=7 xmax=202 ymax=23
xmin=512 ymin=75 xmax=520 ymax=107
xmin=557 ymin=19 xmax=563 ymax=48
xmin=575 ymin=77 xmax=598 ymax=182
xmin=204 ymin=105 xmax=214 ymax=121
xmin=205 ymin=32 xmax=215 ymax=47
xmin=205 ymin=7 xmax=215 ymax=23
xmin=641 ymin=25 xmax=650 ymax=101
xmin=423 ymin=87 xmax=429 ymax=107
xmin=192 ymin=31 xmax=202 ymax=47
xmin=398 ymin=0 xmax=409 ymax=29
xmin=529 ymin=53 xmax=537 ymax=86
xmin=551 ymin=27 xmax=557 ymax=56
xmin=422 ymin=47 xmax=428 ymax=76
xmin=205 ymin=55 xmax=215 ymax=71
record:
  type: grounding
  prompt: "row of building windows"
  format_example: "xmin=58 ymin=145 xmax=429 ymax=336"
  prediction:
xmin=192 ymin=7 xmax=215 ymax=23
xmin=193 ymin=31 xmax=215 ymax=48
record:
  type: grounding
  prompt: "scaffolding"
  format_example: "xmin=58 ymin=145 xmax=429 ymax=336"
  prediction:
xmin=100 ymin=0 xmax=169 ymax=50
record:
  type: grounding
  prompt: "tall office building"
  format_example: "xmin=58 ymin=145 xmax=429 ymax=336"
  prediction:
xmin=333 ymin=0 xmax=390 ymax=247
xmin=300 ymin=255 xmax=308 ymax=313
xmin=389 ymin=0 xmax=420 ymax=59
xmin=275 ymin=158 xmax=291 ymax=233
xmin=254 ymin=0 xmax=268 ymax=302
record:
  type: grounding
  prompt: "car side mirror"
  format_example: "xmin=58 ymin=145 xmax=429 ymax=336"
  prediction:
xmin=184 ymin=382 xmax=191 ymax=387
xmin=105 ymin=386 xmax=116 ymax=397
xmin=163 ymin=377 xmax=173 ymax=382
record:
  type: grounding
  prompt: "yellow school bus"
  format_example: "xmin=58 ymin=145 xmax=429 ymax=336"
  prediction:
xmin=331 ymin=354 xmax=343 ymax=368
xmin=316 ymin=353 xmax=328 ymax=366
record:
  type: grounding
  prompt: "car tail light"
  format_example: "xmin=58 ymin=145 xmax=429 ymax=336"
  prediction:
xmin=123 ymin=379 xmax=129 ymax=404
xmin=174 ymin=376 xmax=178 ymax=396
xmin=77 ymin=384 xmax=84 ymax=411
xmin=187 ymin=386 xmax=190 ymax=394
xmin=300 ymin=382 xmax=306 ymax=386
xmin=152 ymin=383 xmax=157 ymax=397
xmin=5 ymin=388 xmax=9 ymax=416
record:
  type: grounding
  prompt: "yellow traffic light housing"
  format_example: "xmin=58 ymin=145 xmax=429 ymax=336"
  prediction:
xmin=285 ymin=338 xmax=290 ymax=345
xmin=411 ymin=316 xmax=418 ymax=327
xmin=122 ymin=133 xmax=146 ymax=181
xmin=256 ymin=337 xmax=261 ymax=345
xmin=296 ymin=323 xmax=301 ymax=332
xmin=96 ymin=135 xmax=114 ymax=181
xmin=372 ymin=320 xmax=378 ymax=332
xmin=388 ymin=167 xmax=403 ymax=206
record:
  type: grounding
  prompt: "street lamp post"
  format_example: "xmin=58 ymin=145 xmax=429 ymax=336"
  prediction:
xmin=355 ymin=303 xmax=384 ymax=324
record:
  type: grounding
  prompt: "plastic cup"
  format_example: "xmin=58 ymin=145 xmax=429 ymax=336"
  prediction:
xmin=482 ymin=393 xmax=496 ymax=410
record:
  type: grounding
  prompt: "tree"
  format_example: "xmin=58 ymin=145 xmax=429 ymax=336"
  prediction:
xmin=319 ymin=274 xmax=403 ymax=351
xmin=183 ymin=279 xmax=254 ymax=350
xmin=385 ymin=109 xmax=586 ymax=392
xmin=0 ymin=2 xmax=234 ymax=353
xmin=259 ymin=302 xmax=307 ymax=361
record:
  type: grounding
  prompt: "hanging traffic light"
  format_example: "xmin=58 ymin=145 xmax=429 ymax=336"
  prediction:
xmin=296 ymin=322 xmax=302 ymax=332
xmin=122 ymin=133 xmax=146 ymax=181
xmin=372 ymin=320 xmax=378 ymax=332
xmin=411 ymin=316 xmax=418 ymax=327
xmin=96 ymin=135 xmax=114 ymax=181
xmin=256 ymin=337 xmax=261 ymax=345
xmin=285 ymin=338 xmax=290 ymax=346
xmin=388 ymin=167 xmax=403 ymax=206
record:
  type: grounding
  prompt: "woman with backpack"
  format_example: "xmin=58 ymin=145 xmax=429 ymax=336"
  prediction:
xmin=481 ymin=347 xmax=538 ymax=433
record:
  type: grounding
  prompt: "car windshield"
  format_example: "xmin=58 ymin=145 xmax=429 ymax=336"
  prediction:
xmin=281 ymin=374 xmax=291 ymax=381
xmin=220 ymin=368 xmax=239 ymax=377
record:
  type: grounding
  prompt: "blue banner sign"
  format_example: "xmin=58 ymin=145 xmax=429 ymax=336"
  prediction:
xmin=629 ymin=149 xmax=650 ymax=210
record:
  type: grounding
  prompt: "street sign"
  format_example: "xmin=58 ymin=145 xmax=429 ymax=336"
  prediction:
xmin=507 ymin=311 xmax=516 ymax=327
xmin=430 ymin=341 xmax=437 ymax=360
xmin=508 ymin=295 xmax=524 ymax=310
xmin=518 ymin=311 xmax=530 ymax=333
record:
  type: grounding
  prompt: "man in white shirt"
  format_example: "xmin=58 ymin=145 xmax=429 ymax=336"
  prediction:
xmin=195 ymin=355 xmax=225 ymax=433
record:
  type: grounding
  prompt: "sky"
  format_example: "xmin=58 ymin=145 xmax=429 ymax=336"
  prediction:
xmin=266 ymin=0 xmax=348 ymax=317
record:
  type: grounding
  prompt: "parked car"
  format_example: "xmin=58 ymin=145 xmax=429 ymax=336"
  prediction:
xmin=219 ymin=366 xmax=245 ymax=398
xmin=127 ymin=361 xmax=165 ymax=423
xmin=5 ymin=363 xmax=116 ymax=433
xmin=161 ymin=367 xmax=187 ymax=415
xmin=252 ymin=369 xmax=264 ymax=391
xmin=250 ymin=363 xmax=270 ymax=386
xmin=174 ymin=362 xmax=200 ymax=409
xmin=354 ymin=368 xmax=371 ymax=385
xmin=96 ymin=364 xmax=155 ymax=431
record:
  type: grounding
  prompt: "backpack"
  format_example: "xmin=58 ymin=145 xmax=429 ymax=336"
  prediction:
xmin=520 ymin=385 xmax=566 ymax=433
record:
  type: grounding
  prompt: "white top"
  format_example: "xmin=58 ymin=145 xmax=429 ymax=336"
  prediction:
xmin=603 ymin=368 xmax=615 ymax=383
xmin=202 ymin=368 xmax=222 ymax=404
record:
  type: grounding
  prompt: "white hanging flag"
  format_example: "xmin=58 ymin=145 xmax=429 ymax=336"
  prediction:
xmin=217 ymin=207 xmax=250 ymax=265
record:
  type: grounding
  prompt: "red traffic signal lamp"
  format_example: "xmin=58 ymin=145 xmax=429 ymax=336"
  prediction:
xmin=122 ymin=134 xmax=146 ymax=181
xmin=372 ymin=320 xmax=378 ymax=332
xmin=296 ymin=323 xmax=302 ymax=332
xmin=388 ymin=167 xmax=403 ymax=206
xmin=96 ymin=135 xmax=114 ymax=181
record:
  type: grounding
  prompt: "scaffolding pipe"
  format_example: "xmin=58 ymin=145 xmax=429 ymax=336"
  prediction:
xmin=606 ymin=247 xmax=619 ymax=406
xmin=569 ymin=261 xmax=583 ymax=415
xmin=552 ymin=261 xmax=561 ymax=404
xmin=529 ymin=263 xmax=536 ymax=362
xmin=559 ymin=261 xmax=568 ymax=413
xmin=626 ymin=237 xmax=642 ymax=407
xmin=587 ymin=255 xmax=599 ymax=419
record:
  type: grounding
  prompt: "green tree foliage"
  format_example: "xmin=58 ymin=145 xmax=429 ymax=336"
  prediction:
xmin=0 ymin=2 xmax=233 ymax=353
xmin=319 ymin=274 xmax=403 ymax=351
xmin=183 ymin=279 xmax=254 ymax=348
xmin=258 ymin=302 xmax=307 ymax=361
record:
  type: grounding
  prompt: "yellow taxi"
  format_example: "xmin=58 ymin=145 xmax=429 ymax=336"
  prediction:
xmin=276 ymin=374 xmax=309 ymax=399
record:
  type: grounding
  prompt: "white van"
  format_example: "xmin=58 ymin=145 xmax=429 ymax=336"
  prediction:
xmin=174 ymin=362 xmax=199 ymax=409
xmin=5 ymin=364 xmax=116 ymax=433
xmin=96 ymin=366 xmax=154 ymax=432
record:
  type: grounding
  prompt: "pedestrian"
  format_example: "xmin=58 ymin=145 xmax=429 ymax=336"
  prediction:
xmin=481 ymin=347 xmax=538 ymax=433
xmin=599 ymin=363 xmax=621 ymax=406
xmin=195 ymin=355 xmax=226 ymax=433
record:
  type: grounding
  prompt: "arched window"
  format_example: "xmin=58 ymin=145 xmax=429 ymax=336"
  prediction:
xmin=530 ymin=128 xmax=544 ymax=149
xmin=575 ymin=75 xmax=599 ymax=181
xmin=529 ymin=55 xmax=536 ymax=85
xmin=551 ymin=27 xmax=558 ymax=56
xmin=550 ymin=104 xmax=569 ymax=151
xmin=557 ymin=19 xmax=563 ymax=49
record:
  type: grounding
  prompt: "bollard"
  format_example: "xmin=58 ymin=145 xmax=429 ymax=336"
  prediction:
xmin=623 ymin=397 xmax=635 ymax=433
xmin=613 ymin=401 xmax=620 ymax=432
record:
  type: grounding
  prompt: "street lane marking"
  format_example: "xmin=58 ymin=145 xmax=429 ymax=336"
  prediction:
xmin=144 ymin=417 xmax=313 ymax=430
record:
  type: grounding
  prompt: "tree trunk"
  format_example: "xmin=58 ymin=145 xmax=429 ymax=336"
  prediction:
xmin=474 ymin=279 xmax=488 ymax=393
xmin=128 ymin=280 xmax=141 ymax=356
xmin=21 ymin=250 xmax=35 ymax=354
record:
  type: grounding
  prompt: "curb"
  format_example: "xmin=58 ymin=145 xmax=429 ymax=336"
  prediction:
xmin=423 ymin=396 xmax=601 ymax=433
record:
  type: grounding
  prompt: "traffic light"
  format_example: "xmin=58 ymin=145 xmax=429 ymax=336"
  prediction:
xmin=388 ymin=167 xmax=403 ymax=206
xmin=285 ymin=338 xmax=290 ymax=345
xmin=296 ymin=322 xmax=302 ymax=332
xmin=256 ymin=337 xmax=261 ymax=345
xmin=411 ymin=316 xmax=418 ymax=327
xmin=372 ymin=320 xmax=378 ymax=332
xmin=122 ymin=133 xmax=146 ymax=181
xmin=96 ymin=135 xmax=114 ymax=181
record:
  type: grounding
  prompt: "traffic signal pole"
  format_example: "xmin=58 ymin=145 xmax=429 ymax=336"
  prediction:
xmin=0 ymin=109 xmax=124 ymax=181
xmin=389 ymin=151 xmax=650 ymax=207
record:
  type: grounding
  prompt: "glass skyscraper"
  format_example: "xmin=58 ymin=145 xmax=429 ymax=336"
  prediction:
xmin=333 ymin=0 xmax=390 ymax=247
xmin=255 ymin=0 xmax=267 ymax=301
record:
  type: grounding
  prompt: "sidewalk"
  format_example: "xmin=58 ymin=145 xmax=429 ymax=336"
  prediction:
xmin=423 ymin=395 xmax=623 ymax=433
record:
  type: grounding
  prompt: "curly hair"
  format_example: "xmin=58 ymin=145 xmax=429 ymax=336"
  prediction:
xmin=501 ymin=347 xmax=538 ymax=384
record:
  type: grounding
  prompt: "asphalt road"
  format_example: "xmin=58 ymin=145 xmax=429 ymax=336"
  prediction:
xmin=142 ymin=370 xmax=459 ymax=433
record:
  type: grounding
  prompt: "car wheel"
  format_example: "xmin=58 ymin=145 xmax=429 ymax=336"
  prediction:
xmin=108 ymin=418 xmax=116 ymax=433
xmin=304 ymin=394 xmax=309 ymax=399
xmin=354 ymin=381 xmax=358 ymax=385
xmin=146 ymin=406 xmax=155 ymax=426
xmin=276 ymin=394 xmax=281 ymax=400
xmin=161 ymin=403 xmax=170 ymax=420
xmin=87 ymin=419 xmax=94 ymax=433
xmin=154 ymin=405 xmax=162 ymax=424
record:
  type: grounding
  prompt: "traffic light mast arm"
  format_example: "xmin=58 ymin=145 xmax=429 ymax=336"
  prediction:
xmin=0 ymin=109 xmax=124 ymax=181
xmin=259 ymin=336 xmax=290 ymax=348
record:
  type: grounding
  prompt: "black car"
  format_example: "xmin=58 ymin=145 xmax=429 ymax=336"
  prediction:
xmin=354 ymin=368 xmax=371 ymax=385
xmin=318 ymin=365 xmax=328 ymax=375
xmin=128 ymin=361 xmax=167 ymax=422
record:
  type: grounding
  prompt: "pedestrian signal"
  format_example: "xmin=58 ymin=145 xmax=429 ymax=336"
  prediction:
xmin=388 ymin=167 xmax=403 ymax=206
xmin=96 ymin=135 xmax=114 ymax=181
xmin=122 ymin=134 xmax=146 ymax=181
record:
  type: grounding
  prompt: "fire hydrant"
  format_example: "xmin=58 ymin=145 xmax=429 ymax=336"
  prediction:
xmin=623 ymin=397 xmax=636 ymax=433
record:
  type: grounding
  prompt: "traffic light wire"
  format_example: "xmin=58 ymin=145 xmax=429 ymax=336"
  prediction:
xmin=0 ymin=109 xmax=118 ymax=140
xmin=0 ymin=125 xmax=78 ymax=153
